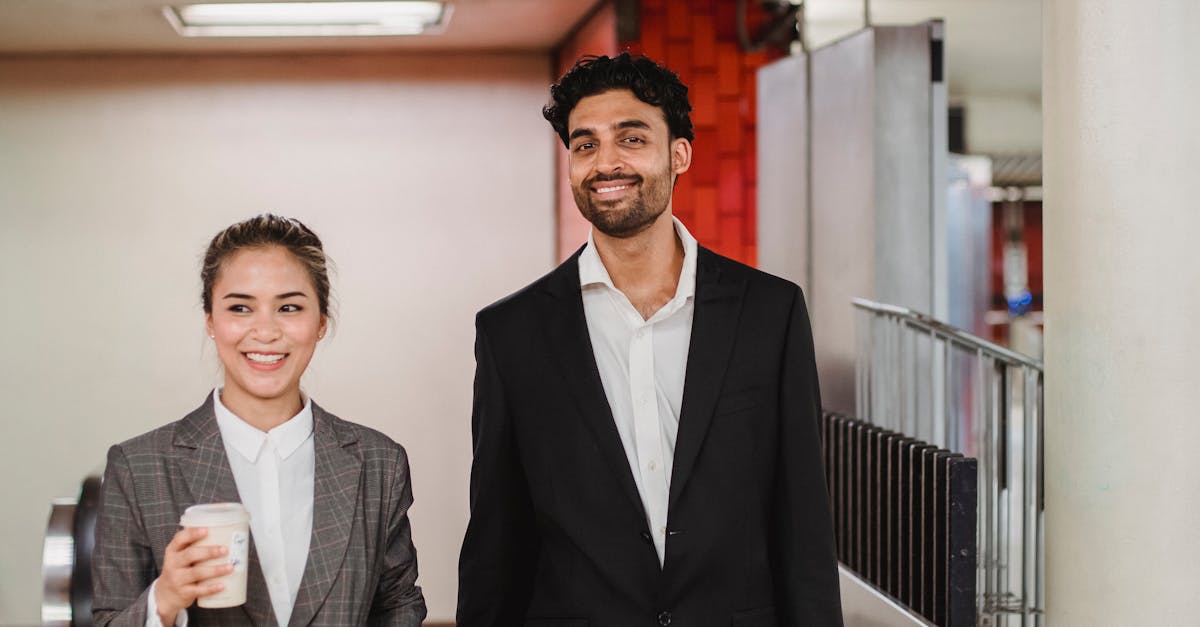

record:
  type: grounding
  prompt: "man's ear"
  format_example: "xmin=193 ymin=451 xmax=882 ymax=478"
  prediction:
xmin=670 ymin=137 xmax=693 ymax=175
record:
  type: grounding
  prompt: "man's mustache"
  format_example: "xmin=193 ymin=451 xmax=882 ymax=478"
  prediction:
xmin=586 ymin=172 xmax=643 ymax=186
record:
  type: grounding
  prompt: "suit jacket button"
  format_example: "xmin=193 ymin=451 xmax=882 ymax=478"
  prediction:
xmin=657 ymin=610 xmax=672 ymax=626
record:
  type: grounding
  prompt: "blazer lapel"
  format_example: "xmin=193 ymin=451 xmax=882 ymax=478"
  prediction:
xmin=173 ymin=395 xmax=276 ymax=627
xmin=287 ymin=403 xmax=361 ymax=627
xmin=542 ymin=250 xmax=648 ymax=520
xmin=669 ymin=248 xmax=746 ymax=512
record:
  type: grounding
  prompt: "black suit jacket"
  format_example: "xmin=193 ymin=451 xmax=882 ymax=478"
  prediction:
xmin=458 ymin=246 xmax=842 ymax=627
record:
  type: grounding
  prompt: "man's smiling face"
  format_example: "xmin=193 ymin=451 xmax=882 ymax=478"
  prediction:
xmin=567 ymin=89 xmax=690 ymax=238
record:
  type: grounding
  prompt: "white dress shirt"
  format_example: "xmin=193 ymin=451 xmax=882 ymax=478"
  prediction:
xmin=145 ymin=390 xmax=316 ymax=627
xmin=579 ymin=217 xmax=698 ymax=566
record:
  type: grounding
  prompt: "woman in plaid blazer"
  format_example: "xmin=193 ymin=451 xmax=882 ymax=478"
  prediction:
xmin=91 ymin=215 xmax=426 ymax=627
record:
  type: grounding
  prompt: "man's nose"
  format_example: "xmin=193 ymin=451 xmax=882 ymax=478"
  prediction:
xmin=594 ymin=140 xmax=623 ymax=174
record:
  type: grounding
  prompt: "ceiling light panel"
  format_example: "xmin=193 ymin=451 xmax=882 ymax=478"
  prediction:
xmin=164 ymin=1 xmax=450 ymax=37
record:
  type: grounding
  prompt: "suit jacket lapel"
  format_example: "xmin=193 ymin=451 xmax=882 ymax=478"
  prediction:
xmin=173 ymin=395 xmax=276 ymax=627
xmin=543 ymin=249 xmax=648 ymax=520
xmin=288 ymin=403 xmax=360 ymax=627
xmin=669 ymin=248 xmax=746 ymax=512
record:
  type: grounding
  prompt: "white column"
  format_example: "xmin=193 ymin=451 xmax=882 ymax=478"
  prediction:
xmin=1044 ymin=1 xmax=1200 ymax=624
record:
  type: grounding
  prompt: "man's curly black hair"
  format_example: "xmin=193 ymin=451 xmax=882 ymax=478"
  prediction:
xmin=543 ymin=53 xmax=695 ymax=148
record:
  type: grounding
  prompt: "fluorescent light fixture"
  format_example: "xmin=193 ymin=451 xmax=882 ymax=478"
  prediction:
xmin=164 ymin=1 xmax=451 ymax=37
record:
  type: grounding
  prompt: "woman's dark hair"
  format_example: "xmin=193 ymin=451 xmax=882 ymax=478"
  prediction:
xmin=543 ymin=53 xmax=695 ymax=147
xmin=201 ymin=214 xmax=331 ymax=318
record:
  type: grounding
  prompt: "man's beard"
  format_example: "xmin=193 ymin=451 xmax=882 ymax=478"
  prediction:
xmin=573 ymin=167 xmax=673 ymax=239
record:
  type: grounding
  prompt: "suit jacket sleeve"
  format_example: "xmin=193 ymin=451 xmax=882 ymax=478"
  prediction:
xmin=367 ymin=446 xmax=428 ymax=627
xmin=774 ymin=286 xmax=845 ymax=626
xmin=457 ymin=316 xmax=540 ymax=626
xmin=92 ymin=444 xmax=155 ymax=627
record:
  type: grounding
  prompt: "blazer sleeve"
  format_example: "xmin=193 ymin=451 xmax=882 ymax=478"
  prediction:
xmin=367 ymin=446 xmax=428 ymax=627
xmin=92 ymin=444 xmax=155 ymax=627
xmin=773 ymin=286 xmax=845 ymax=626
xmin=456 ymin=317 xmax=540 ymax=626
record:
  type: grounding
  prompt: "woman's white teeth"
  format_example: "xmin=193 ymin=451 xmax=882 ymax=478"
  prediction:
xmin=246 ymin=353 xmax=285 ymax=364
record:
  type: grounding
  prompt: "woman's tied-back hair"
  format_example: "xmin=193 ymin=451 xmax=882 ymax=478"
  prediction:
xmin=201 ymin=214 xmax=331 ymax=318
xmin=543 ymin=52 xmax=695 ymax=147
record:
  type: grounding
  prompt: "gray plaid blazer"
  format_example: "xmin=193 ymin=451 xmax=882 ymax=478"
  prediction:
xmin=92 ymin=394 xmax=427 ymax=626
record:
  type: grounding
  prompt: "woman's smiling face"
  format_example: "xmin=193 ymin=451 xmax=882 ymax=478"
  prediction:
xmin=204 ymin=245 xmax=326 ymax=416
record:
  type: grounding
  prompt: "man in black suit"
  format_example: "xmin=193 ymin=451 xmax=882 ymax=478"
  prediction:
xmin=457 ymin=53 xmax=843 ymax=627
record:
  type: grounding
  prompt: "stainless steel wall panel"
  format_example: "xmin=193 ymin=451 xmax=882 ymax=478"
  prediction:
xmin=872 ymin=25 xmax=933 ymax=312
xmin=760 ymin=23 xmax=945 ymax=416
xmin=756 ymin=54 xmax=810 ymax=292
xmin=810 ymin=29 xmax=876 ymax=415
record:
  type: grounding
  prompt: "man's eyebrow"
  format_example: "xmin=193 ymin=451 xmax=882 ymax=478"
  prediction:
xmin=615 ymin=119 xmax=652 ymax=131
xmin=569 ymin=127 xmax=595 ymax=142
xmin=569 ymin=119 xmax=652 ymax=142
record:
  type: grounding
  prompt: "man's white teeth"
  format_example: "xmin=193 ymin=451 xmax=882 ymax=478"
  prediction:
xmin=597 ymin=184 xmax=629 ymax=193
xmin=246 ymin=353 xmax=285 ymax=364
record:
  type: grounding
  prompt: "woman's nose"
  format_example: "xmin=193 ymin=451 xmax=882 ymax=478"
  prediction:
xmin=250 ymin=313 xmax=282 ymax=342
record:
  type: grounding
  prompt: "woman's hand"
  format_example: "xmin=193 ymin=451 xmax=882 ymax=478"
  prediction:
xmin=153 ymin=527 xmax=233 ymax=624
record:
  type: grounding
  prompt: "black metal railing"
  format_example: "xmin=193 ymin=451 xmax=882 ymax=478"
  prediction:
xmin=823 ymin=411 xmax=977 ymax=627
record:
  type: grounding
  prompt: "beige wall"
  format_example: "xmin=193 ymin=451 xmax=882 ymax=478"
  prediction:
xmin=958 ymin=92 xmax=1042 ymax=154
xmin=1044 ymin=1 xmax=1200 ymax=623
xmin=0 ymin=52 xmax=555 ymax=625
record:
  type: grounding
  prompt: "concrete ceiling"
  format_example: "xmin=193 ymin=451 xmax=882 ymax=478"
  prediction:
xmin=804 ymin=0 xmax=1041 ymax=97
xmin=0 ymin=0 xmax=1040 ymax=97
xmin=0 ymin=0 xmax=601 ymax=54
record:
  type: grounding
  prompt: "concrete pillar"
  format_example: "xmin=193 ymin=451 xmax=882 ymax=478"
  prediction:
xmin=1044 ymin=1 xmax=1200 ymax=624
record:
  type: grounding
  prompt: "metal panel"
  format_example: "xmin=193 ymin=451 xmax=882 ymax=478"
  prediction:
xmin=808 ymin=23 xmax=943 ymax=416
xmin=872 ymin=24 xmax=933 ymax=312
xmin=756 ymin=54 xmax=809 ymax=292
xmin=810 ymin=28 xmax=876 ymax=415
xmin=839 ymin=565 xmax=935 ymax=627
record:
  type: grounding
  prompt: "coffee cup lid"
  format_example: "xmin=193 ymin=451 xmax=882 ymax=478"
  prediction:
xmin=180 ymin=502 xmax=250 ymax=527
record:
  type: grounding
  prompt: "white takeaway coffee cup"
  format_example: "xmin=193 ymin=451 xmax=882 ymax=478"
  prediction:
xmin=180 ymin=503 xmax=251 ymax=608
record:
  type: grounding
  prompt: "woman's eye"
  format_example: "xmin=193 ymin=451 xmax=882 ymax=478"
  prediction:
xmin=280 ymin=304 xmax=303 ymax=313
xmin=227 ymin=304 xmax=250 ymax=313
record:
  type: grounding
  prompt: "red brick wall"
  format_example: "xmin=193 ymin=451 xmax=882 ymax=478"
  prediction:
xmin=553 ymin=0 xmax=781 ymax=266
xmin=623 ymin=0 xmax=782 ymax=266
xmin=553 ymin=4 xmax=618 ymax=262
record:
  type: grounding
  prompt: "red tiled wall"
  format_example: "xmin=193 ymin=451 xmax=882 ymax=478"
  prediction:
xmin=553 ymin=0 xmax=781 ymax=266
xmin=554 ymin=4 xmax=618 ymax=262
xmin=623 ymin=0 xmax=782 ymax=266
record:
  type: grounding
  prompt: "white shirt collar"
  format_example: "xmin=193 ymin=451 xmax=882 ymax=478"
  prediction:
xmin=213 ymin=388 xmax=314 ymax=463
xmin=579 ymin=216 xmax=698 ymax=303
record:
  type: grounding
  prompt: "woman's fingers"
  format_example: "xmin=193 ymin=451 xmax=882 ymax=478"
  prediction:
xmin=180 ymin=579 xmax=226 ymax=599
xmin=166 ymin=526 xmax=207 ymax=552
xmin=158 ymin=525 xmax=234 ymax=610
xmin=189 ymin=562 xmax=235 ymax=584
xmin=179 ymin=543 xmax=227 ymax=567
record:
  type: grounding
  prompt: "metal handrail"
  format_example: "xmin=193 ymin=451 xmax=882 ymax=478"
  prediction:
xmin=852 ymin=298 xmax=1044 ymax=627
xmin=852 ymin=298 xmax=1043 ymax=370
